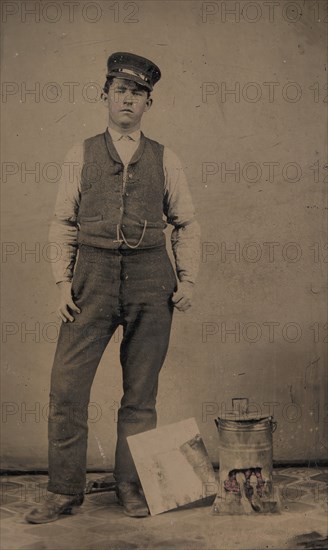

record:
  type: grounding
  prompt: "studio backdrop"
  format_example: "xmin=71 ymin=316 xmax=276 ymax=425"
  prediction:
xmin=1 ymin=0 xmax=327 ymax=469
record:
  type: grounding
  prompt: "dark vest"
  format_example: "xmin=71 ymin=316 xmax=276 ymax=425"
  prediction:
xmin=77 ymin=131 xmax=166 ymax=250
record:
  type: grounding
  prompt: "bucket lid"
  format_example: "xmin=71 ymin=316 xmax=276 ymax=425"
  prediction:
xmin=215 ymin=414 xmax=274 ymax=423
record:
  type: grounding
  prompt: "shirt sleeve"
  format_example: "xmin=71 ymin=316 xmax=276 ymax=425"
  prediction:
xmin=163 ymin=147 xmax=201 ymax=285
xmin=48 ymin=144 xmax=83 ymax=284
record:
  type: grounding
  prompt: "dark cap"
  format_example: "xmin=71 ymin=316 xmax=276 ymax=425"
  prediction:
xmin=106 ymin=52 xmax=161 ymax=91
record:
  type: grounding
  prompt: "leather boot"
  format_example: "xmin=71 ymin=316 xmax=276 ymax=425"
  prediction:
xmin=25 ymin=493 xmax=84 ymax=524
xmin=116 ymin=482 xmax=149 ymax=517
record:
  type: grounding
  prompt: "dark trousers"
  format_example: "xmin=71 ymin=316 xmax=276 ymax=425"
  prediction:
xmin=47 ymin=244 xmax=176 ymax=495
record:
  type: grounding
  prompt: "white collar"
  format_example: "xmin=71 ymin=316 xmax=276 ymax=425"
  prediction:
xmin=107 ymin=127 xmax=141 ymax=142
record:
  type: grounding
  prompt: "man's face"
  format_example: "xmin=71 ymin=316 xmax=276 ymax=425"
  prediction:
xmin=105 ymin=78 xmax=152 ymax=131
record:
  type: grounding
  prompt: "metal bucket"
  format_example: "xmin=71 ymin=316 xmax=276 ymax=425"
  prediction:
xmin=212 ymin=404 xmax=279 ymax=514
xmin=216 ymin=415 xmax=276 ymax=486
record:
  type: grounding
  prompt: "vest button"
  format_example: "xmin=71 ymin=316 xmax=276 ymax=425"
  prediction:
xmin=128 ymin=173 xmax=133 ymax=179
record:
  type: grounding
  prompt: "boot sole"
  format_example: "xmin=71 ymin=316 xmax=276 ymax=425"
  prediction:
xmin=122 ymin=507 xmax=149 ymax=518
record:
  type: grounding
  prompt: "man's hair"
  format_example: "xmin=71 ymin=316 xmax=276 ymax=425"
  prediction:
xmin=102 ymin=76 xmax=151 ymax=98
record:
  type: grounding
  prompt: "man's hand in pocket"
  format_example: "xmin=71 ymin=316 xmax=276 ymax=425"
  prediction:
xmin=172 ymin=281 xmax=194 ymax=312
xmin=57 ymin=281 xmax=81 ymax=323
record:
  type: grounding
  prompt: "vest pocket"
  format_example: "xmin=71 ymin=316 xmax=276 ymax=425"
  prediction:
xmin=80 ymin=214 xmax=103 ymax=222
xmin=145 ymin=220 xmax=167 ymax=229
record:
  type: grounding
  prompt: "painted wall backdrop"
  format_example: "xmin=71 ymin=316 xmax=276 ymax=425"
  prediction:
xmin=1 ymin=0 xmax=327 ymax=470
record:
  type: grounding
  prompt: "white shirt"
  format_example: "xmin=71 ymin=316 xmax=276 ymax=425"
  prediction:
xmin=109 ymin=127 xmax=141 ymax=166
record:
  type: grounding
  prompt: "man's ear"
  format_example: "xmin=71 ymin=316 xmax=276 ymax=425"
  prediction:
xmin=101 ymin=91 xmax=108 ymax=104
xmin=144 ymin=97 xmax=153 ymax=112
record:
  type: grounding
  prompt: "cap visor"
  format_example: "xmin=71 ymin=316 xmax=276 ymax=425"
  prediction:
xmin=107 ymin=71 xmax=152 ymax=90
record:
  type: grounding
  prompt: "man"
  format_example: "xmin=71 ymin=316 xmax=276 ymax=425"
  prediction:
xmin=26 ymin=52 xmax=200 ymax=523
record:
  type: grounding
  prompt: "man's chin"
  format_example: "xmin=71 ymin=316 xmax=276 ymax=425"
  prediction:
xmin=118 ymin=121 xmax=135 ymax=129
xmin=117 ymin=115 xmax=139 ymax=128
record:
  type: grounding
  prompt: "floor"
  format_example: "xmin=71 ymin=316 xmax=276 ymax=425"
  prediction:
xmin=1 ymin=468 xmax=327 ymax=550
